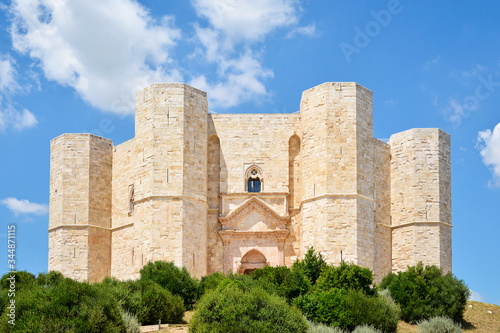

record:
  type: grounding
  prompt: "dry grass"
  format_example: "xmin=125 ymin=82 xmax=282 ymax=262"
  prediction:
xmin=141 ymin=302 xmax=500 ymax=333
xmin=397 ymin=301 xmax=500 ymax=333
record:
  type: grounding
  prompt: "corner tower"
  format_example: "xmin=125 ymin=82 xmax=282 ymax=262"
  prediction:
xmin=111 ymin=83 xmax=209 ymax=279
xmin=48 ymin=134 xmax=113 ymax=282
xmin=300 ymin=82 xmax=376 ymax=268
xmin=389 ymin=129 xmax=452 ymax=273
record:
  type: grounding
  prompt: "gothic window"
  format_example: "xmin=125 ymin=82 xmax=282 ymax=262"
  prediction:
xmin=246 ymin=166 xmax=263 ymax=193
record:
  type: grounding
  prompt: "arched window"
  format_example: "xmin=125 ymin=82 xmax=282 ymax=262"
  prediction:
xmin=246 ymin=166 xmax=263 ymax=193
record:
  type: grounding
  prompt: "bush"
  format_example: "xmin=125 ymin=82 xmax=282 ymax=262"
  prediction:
xmin=0 ymin=270 xmax=35 ymax=290
xmin=252 ymin=265 xmax=311 ymax=303
xmin=352 ymin=325 xmax=382 ymax=333
xmin=189 ymin=283 xmax=308 ymax=333
xmin=379 ymin=262 xmax=470 ymax=323
xmin=315 ymin=262 xmax=375 ymax=296
xmin=292 ymin=247 xmax=327 ymax=285
xmin=295 ymin=288 xmax=399 ymax=332
xmin=199 ymin=272 xmax=226 ymax=295
xmin=418 ymin=317 xmax=462 ymax=333
xmin=121 ymin=310 xmax=141 ymax=333
xmin=35 ymin=271 xmax=64 ymax=287
xmin=140 ymin=261 xmax=199 ymax=309
xmin=0 ymin=278 xmax=126 ymax=332
xmin=102 ymin=278 xmax=185 ymax=325
xmin=308 ymin=321 xmax=347 ymax=333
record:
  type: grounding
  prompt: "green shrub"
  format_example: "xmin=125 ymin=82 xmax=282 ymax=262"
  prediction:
xmin=352 ymin=325 xmax=382 ymax=333
xmin=189 ymin=283 xmax=308 ymax=333
xmin=0 ymin=270 xmax=35 ymax=290
xmin=308 ymin=321 xmax=347 ymax=333
xmin=315 ymin=262 xmax=375 ymax=296
xmin=102 ymin=279 xmax=185 ymax=325
xmin=295 ymin=289 xmax=399 ymax=332
xmin=418 ymin=316 xmax=462 ymax=333
xmin=121 ymin=310 xmax=141 ymax=333
xmin=140 ymin=261 xmax=199 ymax=309
xmin=35 ymin=271 xmax=64 ymax=287
xmin=379 ymin=262 xmax=470 ymax=323
xmin=0 ymin=278 xmax=126 ymax=332
xmin=199 ymin=272 xmax=226 ymax=295
xmin=292 ymin=247 xmax=327 ymax=285
xmin=252 ymin=265 xmax=311 ymax=303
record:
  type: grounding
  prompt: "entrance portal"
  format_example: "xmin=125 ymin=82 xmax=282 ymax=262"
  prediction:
xmin=238 ymin=249 xmax=268 ymax=274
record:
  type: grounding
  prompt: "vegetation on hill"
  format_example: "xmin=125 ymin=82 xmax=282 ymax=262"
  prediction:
xmin=380 ymin=262 xmax=470 ymax=324
xmin=0 ymin=249 xmax=479 ymax=333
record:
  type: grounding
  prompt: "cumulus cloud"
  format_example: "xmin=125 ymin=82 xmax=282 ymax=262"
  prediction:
xmin=192 ymin=0 xmax=300 ymax=46
xmin=1 ymin=197 xmax=49 ymax=216
xmin=8 ymin=0 xmax=182 ymax=114
xmin=0 ymin=106 xmax=38 ymax=132
xmin=477 ymin=122 xmax=500 ymax=187
xmin=189 ymin=0 xmax=311 ymax=109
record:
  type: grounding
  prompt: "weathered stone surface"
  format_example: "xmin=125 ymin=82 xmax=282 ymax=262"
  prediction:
xmin=48 ymin=82 xmax=452 ymax=283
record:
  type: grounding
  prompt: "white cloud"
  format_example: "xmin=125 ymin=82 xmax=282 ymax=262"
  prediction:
xmin=9 ymin=0 xmax=182 ymax=114
xmin=0 ymin=56 xmax=20 ymax=92
xmin=443 ymin=98 xmax=478 ymax=125
xmin=469 ymin=290 xmax=487 ymax=303
xmin=0 ymin=105 xmax=38 ymax=132
xmin=189 ymin=0 xmax=310 ymax=110
xmin=191 ymin=51 xmax=273 ymax=108
xmin=477 ymin=122 xmax=500 ymax=187
xmin=191 ymin=0 xmax=299 ymax=47
xmin=1 ymin=197 xmax=48 ymax=216
xmin=286 ymin=24 xmax=316 ymax=39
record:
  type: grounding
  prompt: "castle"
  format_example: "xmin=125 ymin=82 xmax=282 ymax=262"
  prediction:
xmin=48 ymin=82 xmax=452 ymax=283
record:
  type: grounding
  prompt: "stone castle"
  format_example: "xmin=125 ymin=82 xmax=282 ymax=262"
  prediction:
xmin=48 ymin=82 xmax=452 ymax=283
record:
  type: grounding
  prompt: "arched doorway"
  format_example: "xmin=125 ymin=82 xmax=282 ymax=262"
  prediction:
xmin=238 ymin=249 xmax=268 ymax=274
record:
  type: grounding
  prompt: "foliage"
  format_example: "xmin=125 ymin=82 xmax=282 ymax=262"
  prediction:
xmin=379 ymin=262 xmax=470 ymax=323
xmin=35 ymin=271 xmax=64 ymax=287
xmin=121 ymin=310 xmax=141 ymax=333
xmin=251 ymin=265 xmax=311 ymax=303
xmin=292 ymin=246 xmax=327 ymax=285
xmin=417 ymin=316 xmax=463 ymax=333
xmin=295 ymin=288 xmax=400 ymax=332
xmin=0 ymin=278 xmax=126 ymax=332
xmin=189 ymin=282 xmax=308 ymax=333
xmin=308 ymin=321 xmax=347 ymax=333
xmin=352 ymin=325 xmax=382 ymax=333
xmin=0 ymin=270 xmax=35 ymax=290
xmin=101 ymin=278 xmax=185 ymax=325
xmin=140 ymin=261 xmax=199 ymax=309
xmin=315 ymin=262 xmax=375 ymax=296
xmin=199 ymin=272 xmax=226 ymax=295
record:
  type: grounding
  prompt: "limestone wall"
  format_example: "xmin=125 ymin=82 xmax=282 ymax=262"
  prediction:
xmin=372 ymin=139 xmax=392 ymax=281
xmin=112 ymin=83 xmax=208 ymax=279
xmin=209 ymin=113 xmax=300 ymax=194
xmin=48 ymin=134 xmax=112 ymax=282
xmin=299 ymin=82 xmax=376 ymax=268
xmin=389 ymin=128 xmax=452 ymax=273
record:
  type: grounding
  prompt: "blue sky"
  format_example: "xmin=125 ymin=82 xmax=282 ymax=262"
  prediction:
xmin=0 ymin=0 xmax=499 ymax=305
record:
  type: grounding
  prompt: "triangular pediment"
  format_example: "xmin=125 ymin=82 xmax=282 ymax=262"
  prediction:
xmin=219 ymin=196 xmax=289 ymax=230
